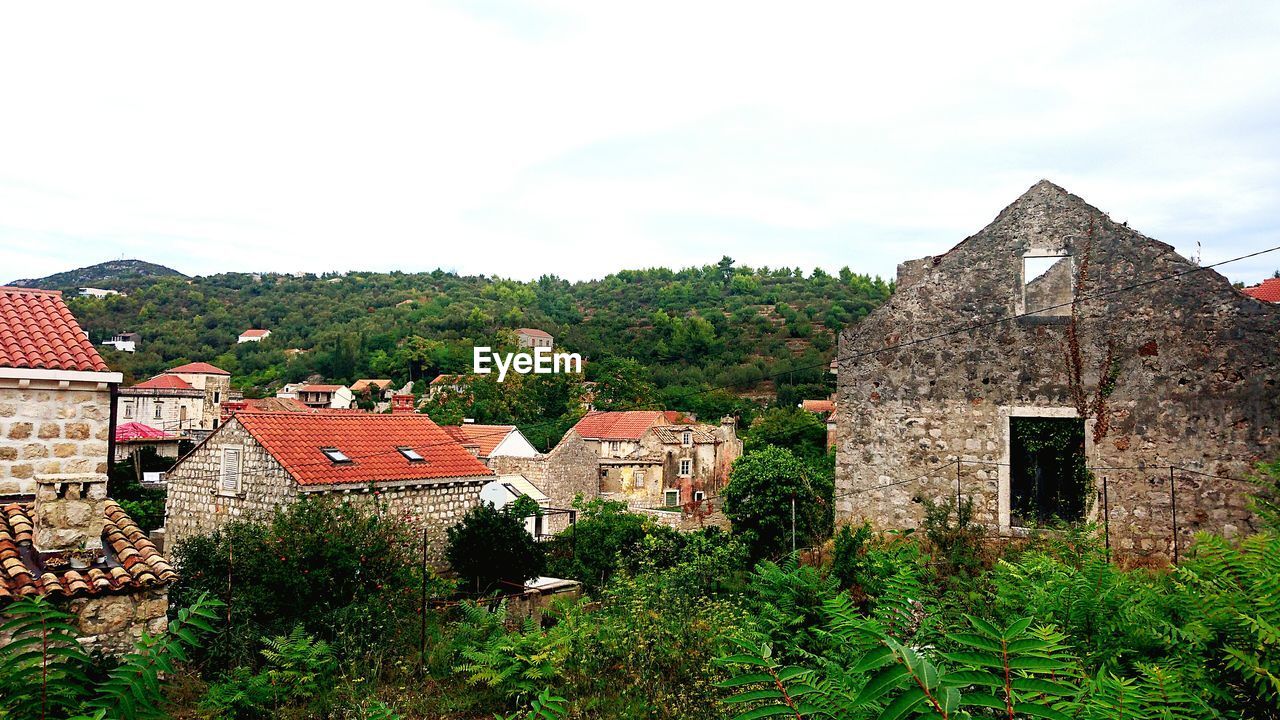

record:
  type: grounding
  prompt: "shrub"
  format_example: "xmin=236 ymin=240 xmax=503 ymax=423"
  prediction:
xmin=446 ymin=497 xmax=546 ymax=595
xmin=170 ymin=498 xmax=423 ymax=671
xmin=543 ymin=498 xmax=654 ymax=594
xmin=722 ymin=445 xmax=834 ymax=561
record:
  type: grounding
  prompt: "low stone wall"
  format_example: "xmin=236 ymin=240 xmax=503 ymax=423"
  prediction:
xmin=0 ymin=382 xmax=112 ymax=497
xmin=1 ymin=588 xmax=168 ymax=659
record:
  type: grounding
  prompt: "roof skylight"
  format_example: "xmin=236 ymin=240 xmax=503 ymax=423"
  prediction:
xmin=321 ymin=447 xmax=352 ymax=464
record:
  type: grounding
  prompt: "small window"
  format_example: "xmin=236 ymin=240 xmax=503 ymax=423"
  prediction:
xmin=679 ymin=459 xmax=692 ymax=476
xmin=634 ymin=470 xmax=645 ymax=489
xmin=123 ymin=404 xmax=133 ymax=419
xmin=321 ymin=447 xmax=352 ymax=464
xmin=154 ymin=404 xmax=163 ymax=419
xmin=220 ymin=447 xmax=242 ymax=494
xmin=693 ymin=490 xmax=705 ymax=502
xmin=682 ymin=431 xmax=693 ymax=447
xmin=398 ymin=446 xmax=425 ymax=462
xmin=1023 ymin=255 xmax=1073 ymax=317
xmin=664 ymin=489 xmax=680 ymax=507
xmin=608 ymin=441 xmax=622 ymax=454
xmin=214 ymin=391 xmax=221 ymax=404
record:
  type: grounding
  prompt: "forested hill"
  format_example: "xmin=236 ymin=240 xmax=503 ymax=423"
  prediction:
xmin=64 ymin=257 xmax=891 ymax=423
xmin=8 ymin=259 xmax=186 ymax=289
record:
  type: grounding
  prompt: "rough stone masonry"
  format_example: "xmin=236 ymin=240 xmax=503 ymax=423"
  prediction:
xmin=835 ymin=180 xmax=1280 ymax=565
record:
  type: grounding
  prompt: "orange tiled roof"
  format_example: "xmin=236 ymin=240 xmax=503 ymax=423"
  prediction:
xmin=133 ymin=374 xmax=194 ymax=390
xmin=1242 ymin=278 xmax=1280 ymax=303
xmin=297 ymin=384 xmax=343 ymax=393
xmin=0 ymin=286 xmax=110 ymax=373
xmin=350 ymin=379 xmax=393 ymax=393
xmin=168 ymin=361 xmax=229 ymax=375
xmin=517 ymin=328 xmax=553 ymax=339
xmin=239 ymin=329 xmax=270 ymax=337
xmin=429 ymin=374 xmax=466 ymax=386
xmin=801 ymin=399 xmax=836 ymax=414
xmin=440 ymin=424 xmax=516 ymax=457
xmin=235 ymin=412 xmax=494 ymax=486
xmin=573 ymin=410 xmax=669 ymax=441
xmin=0 ymin=500 xmax=176 ymax=600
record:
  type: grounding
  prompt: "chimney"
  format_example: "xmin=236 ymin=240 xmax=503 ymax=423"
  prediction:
xmin=33 ymin=473 xmax=108 ymax=552
xmin=391 ymin=393 xmax=414 ymax=414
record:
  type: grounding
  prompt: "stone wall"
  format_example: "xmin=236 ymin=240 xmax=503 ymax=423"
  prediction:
xmin=164 ymin=418 xmax=299 ymax=550
xmin=1 ymin=588 xmax=168 ymax=659
xmin=491 ymin=431 xmax=599 ymax=509
xmin=0 ymin=380 xmax=112 ymax=497
xmin=835 ymin=181 xmax=1279 ymax=566
xmin=313 ymin=481 xmax=486 ymax=562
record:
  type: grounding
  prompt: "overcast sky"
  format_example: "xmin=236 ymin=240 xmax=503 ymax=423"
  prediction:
xmin=2 ymin=1 xmax=1279 ymax=285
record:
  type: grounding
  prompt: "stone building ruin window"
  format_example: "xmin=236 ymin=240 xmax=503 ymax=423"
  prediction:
xmin=664 ymin=489 xmax=680 ymax=507
xmin=1022 ymin=254 xmax=1073 ymax=317
xmin=1009 ymin=417 xmax=1088 ymax=527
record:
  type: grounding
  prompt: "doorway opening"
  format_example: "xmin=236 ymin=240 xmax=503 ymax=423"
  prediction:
xmin=1009 ymin=416 xmax=1088 ymax=526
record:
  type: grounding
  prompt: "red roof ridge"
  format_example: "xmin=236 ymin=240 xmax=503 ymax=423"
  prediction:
xmin=0 ymin=286 xmax=63 ymax=296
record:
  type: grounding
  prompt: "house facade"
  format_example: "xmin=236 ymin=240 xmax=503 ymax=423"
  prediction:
xmin=834 ymin=181 xmax=1279 ymax=565
xmin=163 ymin=412 xmax=495 ymax=560
xmin=0 ymin=287 xmax=122 ymax=498
xmin=117 ymin=361 xmax=231 ymax=438
xmin=238 ymin=329 xmax=271 ymax=343
xmin=294 ymin=384 xmax=354 ymax=409
xmin=516 ymin=328 xmax=554 ymax=349
xmin=599 ymin=419 xmax=742 ymax=507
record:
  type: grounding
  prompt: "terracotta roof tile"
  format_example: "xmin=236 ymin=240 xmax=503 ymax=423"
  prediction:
xmin=0 ymin=500 xmax=175 ymax=600
xmin=297 ymin=384 xmax=343 ymax=392
xmin=429 ymin=374 xmax=467 ymax=386
xmin=0 ymin=286 xmax=110 ymax=372
xmin=801 ymin=399 xmax=836 ymax=414
xmin=167 ymin=361 xmax=230 ymax=375
xmin=132 ymin=374 xmax=194 ymax=390
xmin=235 ymin=412 xmax=493 ymax=486
xmin=239 ymin=329 xmax=270 ymax=337
xmin=516 ymin=328 xmax=553 ymax=339
xmin=1242 ymin=278 xmax=1280 ymax=303
xmin=115 ymin=422 xmax=174 ymax=442
xmin=439 ymin=424 xmax=516 ymax=457
xmin=572 ymin=411 xmax=669 ymax=441
xmin=350 ymin=379 xmax=393 ymax=392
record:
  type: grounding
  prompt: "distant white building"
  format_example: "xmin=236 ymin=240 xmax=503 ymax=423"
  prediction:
xmin=101 ymin=332 xmax=141 ymax=353
xmin=238 ymin=329 xmax=271 ymax=343
xmin=293 ymin=384 xmax=354 ymax=410
xmin=480 ymin=475 xmax=551 ymax=538
xmin=79 ymin=287 xmax=121 ymax=298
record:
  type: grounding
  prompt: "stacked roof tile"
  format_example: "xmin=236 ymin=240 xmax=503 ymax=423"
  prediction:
xmin=0 ymin=287 xmax=110 ymax=372
xmin=0 ymin=500 xmax=175 ymax=600
xmin=234 ymin=412 xmax=494 ymax=486
xmin=573 ymin=411 xmax=670 ymax=441
xmin=440 ymin=424 xmax=517 ymax=457
xmin=1242 ymin=278 xmax=1280 ymax=303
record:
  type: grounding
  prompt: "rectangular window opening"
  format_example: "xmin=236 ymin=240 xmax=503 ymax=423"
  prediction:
xmin=678 ymin=459 xmax=692 ymax=476
xmin=1022 ymin=254 xmax=1073 ymax=317
xmin=664 ymin=489 xmax=680 ymax=507
xmin=1009 ymin=417 xmax=1088 ymax=527
xmin=321 ymin=447 xmax=352 ymax=464
xmin=397 ymin=446 xmax=425 ymax=462
xmin=681 ymin=431 xmax=693 ymax=446
xmin=220 ymin=447 xmax=242 ymax=493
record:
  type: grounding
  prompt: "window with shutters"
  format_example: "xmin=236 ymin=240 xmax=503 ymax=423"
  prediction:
xmin=219 ymin=446 xmax=243 ymax=495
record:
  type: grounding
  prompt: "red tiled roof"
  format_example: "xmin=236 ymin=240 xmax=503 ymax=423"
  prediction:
xmin=235 ymin=412 xmax=494 ymax=486
xmin=115 ymin=422 xmax=174 ymax=442
xmin=1242 ymin=278 xmax=1280 ymax=303
xmin=430 ymin=374 xmax=466 ymax=386
xmin=440 ymin=424 xmax=516 ymax=457
xmin=801 ymin=399 xmax=836 ymax=414
xmin=133 ymin=374 xmax=194 ymax=390
xmin=572 ymin=410 xmax=669 ymax=441
xmin=0 ymin=286 xmax=110 ymax=373
xmin=0 ymin=500 xmax=176 ymax=600
xmin=350 ymin=379 xmax=393 ymax=392
xmin=517 ymin=328 xmax=553 ymax=339
xmin=662 ymin=410 xmax=694 ymax=424
xmin=168 ymin=361 xmax=230 ymax=375
xmin=239 ymin=329 xmax=270 ymax=337
xmin=297 ymin=384 xmax=343 ymax=392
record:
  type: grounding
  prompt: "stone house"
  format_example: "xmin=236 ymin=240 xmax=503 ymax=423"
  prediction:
xmin=834 ymin=181 xmax=1280 ymax=564
xmin=294 ymin=384 xmax=354 ymax=410
xmin=571 ymin=410 xmax=685 ymax=459
xmin=117 ymin=361 xmax=232 ymax=439
xmin=516 ymin=328 xmax=554 ymax=349
xmin=489 ymin=432 xmax=599 ymax=510
xmin=440 ymin=423 xmax=539 ymax=464
xmin=598 ymin=419 xmax=742 ymax=507
xmin=0 ymin=286 xmax=121 ymax=499
xmin=163 ymin=412 xmax=495 ymax=560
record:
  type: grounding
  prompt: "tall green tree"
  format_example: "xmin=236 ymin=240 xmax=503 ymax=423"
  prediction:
xmin=722 ymin=446 xmax=834 ymax=561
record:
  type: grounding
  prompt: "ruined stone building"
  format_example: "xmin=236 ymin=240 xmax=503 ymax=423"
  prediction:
xmin=489 ymin=432 xmax=599 ymax=511
xmin=591 ymin=415 xmax=743 ymax=508
xmin=163 ymin=412 xmax=495 ymax=559
xmin=0 ymin=286 xmax=173 ymax=655
xmin=835 ymin=181 xmax=1280 ymax=564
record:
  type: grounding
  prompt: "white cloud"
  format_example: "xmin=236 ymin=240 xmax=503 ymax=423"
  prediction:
xmin=1 ymin=1 xmax=1279 ymax=283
